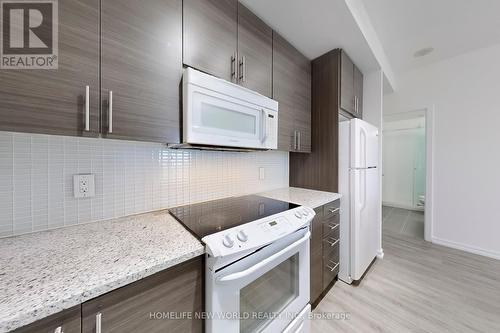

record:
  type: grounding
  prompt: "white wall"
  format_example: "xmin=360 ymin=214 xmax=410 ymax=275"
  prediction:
xmin=0 ymin=132 xmax=289 ymax=238
xmin=362 ymin=69 xmax=384 ymax=256
xmin=384 ymin=44 xmax=500 ymax=259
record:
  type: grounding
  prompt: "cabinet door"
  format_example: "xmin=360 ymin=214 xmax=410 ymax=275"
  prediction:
xmin=237 ymin=3 xmax=272 ymax=97
xmin=101 ymin=0 xmax=182 ymax=143
xmin=12 ymin=306 xmax=81 ymax=333
xmin=273 ymin=32 xmax=312 ymax=152
xmin=339 ymin=51 xmax=355 ymax=115
xmin=310 ymin=208 xmax=323 ymax=305
xmin=82 ymin=256 xmax=204 ymax=333
xmin=183 ymin=0 xmax=238 ymax=82
xmin=354 ymin=65 xmax=364 ymax=118
xmin=0 ymin=0 xmax=99 ymax=136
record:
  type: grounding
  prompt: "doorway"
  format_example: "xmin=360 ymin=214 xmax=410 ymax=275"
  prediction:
xmin=382 ymin=110 xmax=427 ymax=239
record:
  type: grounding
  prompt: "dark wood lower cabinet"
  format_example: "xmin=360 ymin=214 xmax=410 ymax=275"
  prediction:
xmin=12 ymin=306 xmax=81 ymax=333
xmin=310 ymin=200 xmax=340 ymax=307
xmin=12 ymin=256 xmax=203 ymax=333
xmin=81 ymin=256 xmax=203 ymax=333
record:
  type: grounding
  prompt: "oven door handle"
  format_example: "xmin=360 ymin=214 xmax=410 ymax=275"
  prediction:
xmin=216 ymin=230 xmax=311 ymax=284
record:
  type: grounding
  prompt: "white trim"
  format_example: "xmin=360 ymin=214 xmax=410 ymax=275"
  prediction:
xmin=432 ymin=237 xmax=500 ymax=261
xmin=382 ymin=201 xmax=424 ymax=211
xmin=424 ymin=105 xmax=435 ymax=242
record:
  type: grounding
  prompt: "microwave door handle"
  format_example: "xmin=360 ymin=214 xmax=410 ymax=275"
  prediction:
xmin=216 ymin=230 xmax=310 ymax=284
xmin=261 ymin=109 xmax=268 ymax=143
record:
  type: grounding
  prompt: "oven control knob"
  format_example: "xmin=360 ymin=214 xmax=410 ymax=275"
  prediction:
xmin=295 ymin=211 xmax=303 ymax=219
xmin=237 ymin=230 xmax=248 ymax=242
xmin=222 ymin=234 xmax=235 ymax=248
xmin=302 ymin=208 xmax=310 ymax=216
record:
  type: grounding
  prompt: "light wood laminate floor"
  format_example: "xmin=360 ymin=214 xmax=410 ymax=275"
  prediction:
xmin=312 ymin=230 xmax=500 ymax=332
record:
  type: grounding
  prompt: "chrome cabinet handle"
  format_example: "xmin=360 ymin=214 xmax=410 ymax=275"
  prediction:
xmin=326 ymin=261 xmax=339 ymax=272
xmin=327 ymin=223 xmax=339 ymax=230
xmin=239 ymin=56 xmax=246 ymax=82
xmin=328 ymin=207 xmax=340 ymax=214
xmin=108 ymin=90 xmax=113 ymax=134
xmin=84 ymin=85 xmax=90 ymax=131
xmin=54 ymin=326 xmax=63 ymax=333
xmin=231 ymin=52 xmax=237 ymax=81
xmin=293 ymin=130 xmax=298 ymax=150
xmin=297 ymin=131 xmax=301 ymax=151
xmin=326 ymin=237 xmax=339 ymax=247
xmin=96 ymin=312 xmax=102 ymax=333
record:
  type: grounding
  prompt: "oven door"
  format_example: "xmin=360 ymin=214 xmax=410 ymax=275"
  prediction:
xmin=207 ymin=227 xmax=310 ymax=333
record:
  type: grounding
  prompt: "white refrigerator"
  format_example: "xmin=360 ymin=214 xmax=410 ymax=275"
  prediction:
xmin=339 ymin=118 xmax=381 ymax=284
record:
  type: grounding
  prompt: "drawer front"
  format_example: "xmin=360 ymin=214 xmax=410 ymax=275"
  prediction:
xmin=323 ymin=257 xmax=340 ymax=289
xmin=323 ymin=200 xmax=340 ymax=219
xmin=322 ymin=214 xmax=340 ymax=239
xmin=322 ymin=236 xmax=340 ymax=262
xmin=322 ymin=236 xmax=339 ymax=289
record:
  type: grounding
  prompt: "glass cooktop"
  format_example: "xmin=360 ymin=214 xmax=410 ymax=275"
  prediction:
xmin=169 ymin=195 xmax=298 ymax=239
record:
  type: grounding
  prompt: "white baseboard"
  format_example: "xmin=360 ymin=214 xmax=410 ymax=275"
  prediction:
xmin=431 ymin=237 xmax=500 ymax=261
xmin=382 ymin=201 xmax=424 ymax=211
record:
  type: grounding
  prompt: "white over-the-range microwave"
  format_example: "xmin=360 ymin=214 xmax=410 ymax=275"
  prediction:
xmin=176 ymin=67 xmax=278 ymax=151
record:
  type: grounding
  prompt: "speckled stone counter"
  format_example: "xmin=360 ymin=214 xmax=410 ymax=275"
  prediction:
xmin=259 ymin=187 xmax=341 ymax=208
xmin=0 ymin=211 xmax=204 ymax=332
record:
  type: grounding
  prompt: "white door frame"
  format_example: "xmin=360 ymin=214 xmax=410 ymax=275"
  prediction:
xmin=423 ymin=106 xmax=435 ymax=242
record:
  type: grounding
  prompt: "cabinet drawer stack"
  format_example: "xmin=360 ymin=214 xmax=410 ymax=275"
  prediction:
xmin=309 ymin=199 xmax=341 ymax=307
xmin=322 ymin=201 xmax=340 ymax=290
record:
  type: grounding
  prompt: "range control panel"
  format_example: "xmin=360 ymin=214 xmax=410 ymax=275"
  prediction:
xmin=203 ymin=206 xmax=315 ymax=258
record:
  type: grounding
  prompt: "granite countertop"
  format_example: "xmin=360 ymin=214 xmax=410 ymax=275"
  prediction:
xmin=0 ymin=211 xmax=204 ymax=332
xmin=259 ymin=187 xmax=341 ymax=208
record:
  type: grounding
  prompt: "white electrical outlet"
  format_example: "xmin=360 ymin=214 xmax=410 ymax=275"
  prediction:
xmin=259 ymin=167 xmax=265 ymax=180
xmin=73 ymin=174 xmax=95 ymax=198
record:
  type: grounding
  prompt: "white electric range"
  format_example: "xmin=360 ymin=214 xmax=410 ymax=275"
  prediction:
xmin=170 ymin=195 xmax=315 ymax=333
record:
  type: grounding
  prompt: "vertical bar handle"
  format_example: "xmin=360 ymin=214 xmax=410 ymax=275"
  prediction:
xmin=85 ymin=85 xmax=90 ymax=131
xmin=297 ymin=131 xmax=301 ymax=151
xmin=239 ymin=56 xmax=246 ymax=82
xmin=231 ymin=52 xmax=237 ymax=82
xmin=108 ymin=90 xmax=113 ymax=134
xmin=95 ymin=312 xmax=102 ymax=333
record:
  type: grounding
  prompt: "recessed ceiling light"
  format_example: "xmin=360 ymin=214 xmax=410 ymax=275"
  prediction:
xmin=413 ymin=47 xmax=434 ymax=58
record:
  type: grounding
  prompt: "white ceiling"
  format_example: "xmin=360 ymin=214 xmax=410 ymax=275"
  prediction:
xmin=361 ymin=0 xmax=500 ymax=72
xmin=240 ymin=0 xmax=381 ymax=74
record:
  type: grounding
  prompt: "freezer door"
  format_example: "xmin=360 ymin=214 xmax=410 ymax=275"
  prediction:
xmin=351 ymin=119 xmax=379 ymax=168
xmin=350 ymin=168 xmax=379 ymax=281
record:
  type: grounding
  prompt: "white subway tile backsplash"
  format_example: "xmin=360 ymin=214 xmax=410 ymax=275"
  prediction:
xmin=0 ymin=132 xmax=289 ymax=238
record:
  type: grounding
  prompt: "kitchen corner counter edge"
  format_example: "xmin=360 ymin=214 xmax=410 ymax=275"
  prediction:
xmin=0 ymin=211 xmax=205 ymax=332
xmin=259 ymin=187 xmax=342 ymax=209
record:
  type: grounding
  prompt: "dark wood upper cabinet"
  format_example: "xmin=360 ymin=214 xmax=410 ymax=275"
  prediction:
xmin=82 ymin=256 xmax=204 ymax=333
xmin=290 ymin=49 xmax=339 ymax=191
xmin=339 ymin=50 xmax=363 ymax=119
xmin=101 ymin=0 xmax=182 ymax=143
xmin=0 ymin=0 xmax=99 ymax=137
xmin=340 ymin=50 xmax=355 ymax=115
xmin=354 ymin=65 xmax=364 ymax=118
xmin=183 ymin=0 xmax=238 ymax=82
xmin=12 ymin=306 xmax=81 ymax=333
xmin=237 ymin=3 xmax=272 ymax=97
xmin=273 ymin=32 xmax=311 ymax=153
